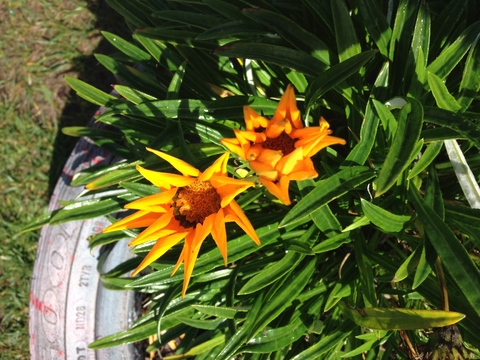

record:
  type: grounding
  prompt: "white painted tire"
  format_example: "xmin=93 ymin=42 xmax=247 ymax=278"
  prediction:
xmin=29 ymin=112 xmax=139 ymax=359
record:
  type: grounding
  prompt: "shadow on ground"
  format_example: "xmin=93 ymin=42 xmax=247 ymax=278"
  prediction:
xmin=48 ymin=0 xmax=129 ymax=195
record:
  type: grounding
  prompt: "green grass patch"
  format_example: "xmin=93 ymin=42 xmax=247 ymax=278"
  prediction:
xmin=0 ymin=0 xmax=123 ymax=357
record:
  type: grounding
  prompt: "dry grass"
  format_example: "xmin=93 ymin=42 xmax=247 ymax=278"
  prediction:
xmin=0 ymin=0 xmax=124 ymax=357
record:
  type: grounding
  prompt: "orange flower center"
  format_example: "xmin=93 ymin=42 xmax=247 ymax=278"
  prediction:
xmin=261 ymin=132 xmax=297 ymax=155
xmin=173 ymin=180 xmax=221 ymax=227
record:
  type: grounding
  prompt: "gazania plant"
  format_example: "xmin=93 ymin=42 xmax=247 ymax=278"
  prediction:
xmin=27 ymin=0 xmax=480 ymax=358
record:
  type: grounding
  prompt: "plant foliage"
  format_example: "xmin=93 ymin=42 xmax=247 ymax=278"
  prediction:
xmin=28 ymin=0 xmax=480 ymax=358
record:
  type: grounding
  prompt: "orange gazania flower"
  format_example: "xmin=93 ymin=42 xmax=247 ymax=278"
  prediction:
xmin=221 ymin=84 xmax=346 ymax=205
xmin=103 ymin=148 xmax=260 ymax=297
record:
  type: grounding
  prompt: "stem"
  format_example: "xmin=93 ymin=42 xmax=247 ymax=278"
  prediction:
xmin=435 ymin=257 xmax=449 ymax=311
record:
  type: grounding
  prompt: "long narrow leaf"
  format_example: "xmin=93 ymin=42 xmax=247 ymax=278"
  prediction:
xmin=375 ymin=98 xmax=423 ymax=197
xmin=280 ymin=167 xmax=375 ymax=228
xmin=408 ymin=186 xmax=480 ymax=315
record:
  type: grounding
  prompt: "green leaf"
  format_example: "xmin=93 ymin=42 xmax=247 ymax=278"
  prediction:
xmin=408 ymin=141 xmax=443 ymax=179
xmin=190 ymin=305 xmax=248 ymax=319
xmin=312 ymin=232 xmax=351 ymax=254
xmin=119 ymin=182 xmax=159 ymax=197
xmin=427 ymin=71 xmax=462 ymax=112
xmin=410 ymin=3 xmax=430 ymax=67
xmin=242 ymin=8 xmax=331 ymax=65
xmin=332 ymin=0 xmax=361 ymax=62
xmin=374 ymin=98 xmax=423 ymax=197
xmin=394 ymin=242 xmax=422 ymax=282
xmin=339 ymin=302 xmax=465 ymax=330
xmin=105 ymin=0 xmax=154 ymax=27
xmin=196 ymin=20 xmax=265 ymax=41
xmin=95 ymin=54 xmax=166 ymax=97
xmin=113 ymin=85 xmax=157 ymax=104
xmin=216 ymin=291 xmax=265 ymax=359
xmin=65 ymin=77 xmax=119 ymax=107
xmin=241 ymin=320 xmax=307 ymax=354
xmin=342 ymin=216 xmax=370 ymax=232
xmin=305 ymin=50 xmax=376 ymax=111
xmin=214 ymin=43 xmax=328 ymax=77
xmin=427 ymin=21 xmax=480 ymax=80
xmin=88 ymin=306 xmax=194 ymax=349
xmin=176 ymin=317 xmax=225 ymax=330
xmin=424 ymin=107 xmax=480 ymax=150
xmin=291 ymin=321 xmax=355 ymax=360
xmin=457 ymin=34 xmax=480 ymax=111
xmin=429 ymin=1 xmax=467 ymax=56
xmin=220 ymin=258 xmax=317 ymax=359
xmin=89 ymin=230 xmax=131 ymax=249
xmin=445 ymin=203 xmax=480 ymax=231
xmin=280 ymin=167 xmax=375 ymax=228
xmin=408 ymin=186 xmax=480 ymax=316
xmin=152 ymin=10 xmax=225 ymax=30
xmin=388 ymin=0 xmax=417 ymax=62
xmin=238 ymin=225 xmax=314 ymax=294
xmin=425 ymin=163 xmax=444 ymax=219
xmin=412 ymin=239 xmax=433 ymax=289
xmin=102 ymin=31 xmax=152 ymax=62
xmin=135 ymin=28 xmax=220 ymax=51
xmin=341 ymin=332 xmax=392 ymax=358
xmin=49 ymin=194 xmax=136 ymax=225
xmin=89 ymin=321 xmax=156 ymax=349
xmin=61 ymin=126 xmax=123 ymax=140
xmin=361 ymin=199 xmax=412 ymax=233
xmin=408 ymin=46 xmax=427 ymax=99
xmin=181 ymin=335 xmax=226 ymax=358
xmin=108 ymin=96 xmax=277 ymax=122
xmin=345 ymin=77 xmax=389 ymax=166
xmin=20 ymin=212 xmax=53 ymax=233
xmin=309 ymin=204 xmax=342 ymax=236
xmin=353 ymin=231 xmax=376 ymax=307
xmin=355 ymin=0 xmax=392 ymax=58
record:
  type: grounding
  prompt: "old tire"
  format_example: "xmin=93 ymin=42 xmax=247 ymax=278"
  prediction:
xmin=29 ymin=113 xmax=139 ymax=359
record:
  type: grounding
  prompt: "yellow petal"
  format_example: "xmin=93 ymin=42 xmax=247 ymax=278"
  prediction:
xmin=256 ymin=149 xmax=283 ymax=168
xmin=265 ymin=119 xmax=286 ymax=138
xmin=288 ymin=170 xmax=318 ymax=181
xmin=146 ymin=147 xmax=200 ymax=177
xmin=244 ymin=105 xmax=269 ymax=130
xmin=249 ymin=160 xmax=278 ymax=181
xmin=221 ymin=137 xmax=246 ymax=160
xmin=131 ymin=230 xmax=190 ymax=276
xmin=125 ymin=188 xmax=177 ymax=210
xmin=181 ymin=215 xmax=214 ymax=297
xmin=129 ymin=228 xmax=176 ymax=246
xmin=246 ymin=144 xmax=263 ymax=162
xmin=171 ymin=233 xmax=192 ymax=276
xmin=198 ymin=152 xmax=229 ymax=181
xmin=210 ymin=175 xmax=255 ymax=207
xmin=103 ymin=210 xmax=159 ymax=233
xmin=128 ymin=208 xmax=176 ymax=245
xmin=291 ymin=125 xmax=326 ymax=139
xmin=319 ymin=116 xmax=331 ymax=131
xmin=211 ymin=209 xmax=228 ymax=266
xmin=137 ymin=165 xmax=196 ymax=189
xmin=299 ymin=135 xmax=347 ymax=158
xmin=271 ymin=84 xmax=302 ymax=129
xmin=259 ymin=176 xmax=292 ymax=205
xmin=235 ymin=128 xmax=258 ymax=143
xmin=275 ymin=147 xmax=303 ymax=176
xmin=224 ymin=200 xmax=261 ymax=245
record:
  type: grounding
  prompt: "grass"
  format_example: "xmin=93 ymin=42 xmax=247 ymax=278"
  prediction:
xmin=0 ymin=0 xmax=124 ymax=357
